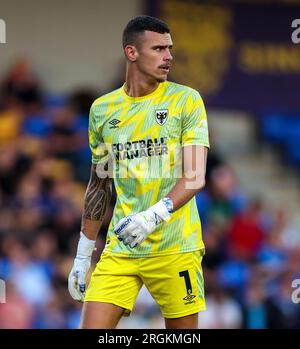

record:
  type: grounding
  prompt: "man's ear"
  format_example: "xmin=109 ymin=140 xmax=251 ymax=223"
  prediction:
xmin=124 ymin=45 xmax=138 ymax=62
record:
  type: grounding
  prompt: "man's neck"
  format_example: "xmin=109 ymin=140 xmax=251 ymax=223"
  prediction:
xmin=124 ymin=68 xmax=160 ymax=97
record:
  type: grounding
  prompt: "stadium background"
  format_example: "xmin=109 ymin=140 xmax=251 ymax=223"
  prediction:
xmin=1 ymin=0 xmax=300 ymax=328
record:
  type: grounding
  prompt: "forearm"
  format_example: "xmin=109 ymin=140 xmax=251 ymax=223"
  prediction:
xmin=167 ymin=177 xmax=204 ymax=212
xmin=81 ymin=165 xmax=112 ymax=240
xmin=69 ymin=165 xmax=111 ymax=301
xmin=167 ymin=145 xmax=208 ymax=211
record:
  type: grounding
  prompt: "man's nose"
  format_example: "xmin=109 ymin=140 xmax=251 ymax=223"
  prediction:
xmin=164 ymin=49 xmax=173 ymax=61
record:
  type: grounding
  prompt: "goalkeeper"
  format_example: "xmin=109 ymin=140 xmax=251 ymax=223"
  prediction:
xmin=68 ymin=15 xmax=209 ymax=329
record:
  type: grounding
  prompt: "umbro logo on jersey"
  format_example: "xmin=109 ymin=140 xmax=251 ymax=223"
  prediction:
xmin=155 ymin=109 xmax=168 ymax=126
xmin=109 ymin=119 xmax=121 ymax=128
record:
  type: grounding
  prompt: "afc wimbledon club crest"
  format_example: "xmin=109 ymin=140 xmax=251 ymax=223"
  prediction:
xmin=155 ymin=109 xmax=168 ymax=126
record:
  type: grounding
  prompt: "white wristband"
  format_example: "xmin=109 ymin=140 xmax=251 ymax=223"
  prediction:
xmin=149 ymin=198 xmax=173 ymax=222
xmin=76 ymin=231 xmax=96 ymax=258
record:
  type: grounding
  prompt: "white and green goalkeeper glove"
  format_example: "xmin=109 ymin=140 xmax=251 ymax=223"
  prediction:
xmin=113 ymin=198 xmax=173 ymax=248
xmin=68 ymin=232 xmax=96 ymax=302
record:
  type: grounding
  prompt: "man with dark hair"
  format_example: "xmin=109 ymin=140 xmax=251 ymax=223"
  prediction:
xmin=122 ymin=16 xmax=170 ymax=48
xmin=68 ymin=15 xmax=210 ymax=329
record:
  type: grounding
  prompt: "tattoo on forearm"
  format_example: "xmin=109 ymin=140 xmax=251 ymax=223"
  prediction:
xmin=83 ymin=168 xmax=111 ymax=221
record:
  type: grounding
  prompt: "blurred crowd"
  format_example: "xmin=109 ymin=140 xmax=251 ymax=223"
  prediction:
xmin=0 ymin=58 xmax=300 ymax=329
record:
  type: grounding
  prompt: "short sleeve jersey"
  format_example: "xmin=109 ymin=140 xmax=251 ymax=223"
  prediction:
xmin=89 ymin=81 xmax=209 ymax=257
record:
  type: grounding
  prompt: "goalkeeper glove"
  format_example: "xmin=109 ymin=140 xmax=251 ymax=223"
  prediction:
xmin=68 ymin=232 xmax=96 ymax=302
xmin=113 ymin=197 xmax=173 ymax=248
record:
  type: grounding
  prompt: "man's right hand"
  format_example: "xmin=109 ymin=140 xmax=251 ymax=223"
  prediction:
xmin=68 ymin=232 xmax=96 ymax=302
xmin=68 ymin=256 xmax=92 ymax=302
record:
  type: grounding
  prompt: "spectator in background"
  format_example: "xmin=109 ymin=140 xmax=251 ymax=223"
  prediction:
xmin=0 ymin=144 xmax=31 ymax=198
xmin=1 ymin=58 xmax=47 ymax=141
xmin=0 ymin=282 xmax=34 ymax=329
xmin=242 ymin=281 xmax=283 ymax=329
xmin=270 ymin=272 xmax=300 ymax=329
xmin=0 ymin=236 xmax=54 ymax=306
xmin=196 ymin=164 xmax=247 ymax=229
xmin=198 ymin=284 xmax=243 ymax=329
xmin=227 ymin=199 xmax=265 ymax=261
xmin=1 ymin=57 xmax=42 ymax=111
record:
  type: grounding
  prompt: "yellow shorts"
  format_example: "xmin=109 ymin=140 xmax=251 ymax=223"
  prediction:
xmin=85 ymin=250 xmax=206 ymax=319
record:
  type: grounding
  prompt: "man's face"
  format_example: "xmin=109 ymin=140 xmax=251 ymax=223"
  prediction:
xmin=135 ymin=31 xmax=173 ymax=82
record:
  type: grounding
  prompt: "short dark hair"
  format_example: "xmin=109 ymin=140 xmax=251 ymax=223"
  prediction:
xmin=122 ymin=15 xmax=170 ymax=48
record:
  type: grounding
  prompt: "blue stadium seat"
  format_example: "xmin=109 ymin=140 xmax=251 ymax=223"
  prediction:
xmin=261 ymin=113 xmax=300 ymax=167
xmin=261 ymin=114 xmax=289 ymax=144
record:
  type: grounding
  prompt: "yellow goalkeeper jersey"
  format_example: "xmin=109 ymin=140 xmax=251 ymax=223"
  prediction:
xmin=89 ymin=81 xmax=210 ymax=257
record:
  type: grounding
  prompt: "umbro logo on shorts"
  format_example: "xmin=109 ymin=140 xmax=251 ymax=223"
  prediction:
xmin=109 ymin=119 xmax=121 ymax=128
xmin=183 ymin=294 xmax=196 ymax=305
xmin=155 ymin=109 xmax=168 ymax=126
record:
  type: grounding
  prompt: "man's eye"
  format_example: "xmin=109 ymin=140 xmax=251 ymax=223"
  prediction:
xmin=155 ymin=47 xmax=161 ymax=51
